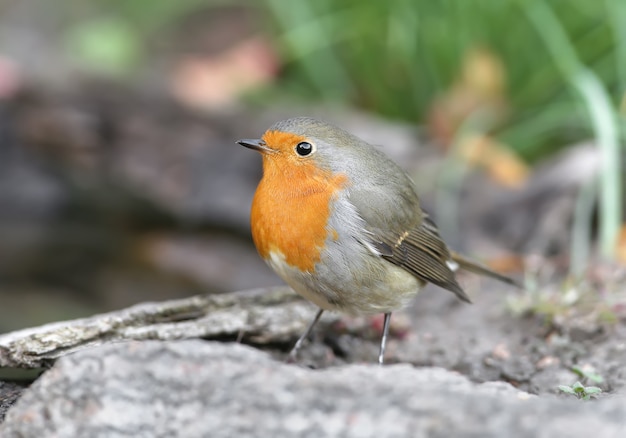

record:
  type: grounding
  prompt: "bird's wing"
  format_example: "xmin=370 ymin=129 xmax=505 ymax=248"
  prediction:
xmin=344 ymin=156 xmax=469 ymax=302
xmin=370 ymin=216 xmax=470 ymax=303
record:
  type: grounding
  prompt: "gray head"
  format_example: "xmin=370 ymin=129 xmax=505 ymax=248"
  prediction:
xmin=257 ymin=117 xmax=397 ymax=174
xmin=237 ymin=117 xmax=414 ymax=200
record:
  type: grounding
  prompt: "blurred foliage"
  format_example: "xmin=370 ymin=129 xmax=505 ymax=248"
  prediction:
xmin=56 ymin=0 xmax=625 ymax=161
xmin=262 ymin=0 xmax=626 ymax=162
xmin=61 ymin=0 xmax=214 ymax=77
xmin=66 ymin=18 xmax=141 ymax=76
xmin=67 ymin=0 xmax=211 ymax=36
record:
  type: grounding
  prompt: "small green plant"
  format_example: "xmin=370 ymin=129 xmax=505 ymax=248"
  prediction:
xmin=558 ymin=381 xmax=602 ymax=401
xmin=558 ymin=366 xmax=604 ymax=400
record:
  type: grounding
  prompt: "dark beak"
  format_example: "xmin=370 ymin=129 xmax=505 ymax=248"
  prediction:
xmin=237 ymin=138 xmax=274 ymax=154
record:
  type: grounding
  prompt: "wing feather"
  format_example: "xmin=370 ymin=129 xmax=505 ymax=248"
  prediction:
xmin=372 ymin=215 xmax=471 ymax=303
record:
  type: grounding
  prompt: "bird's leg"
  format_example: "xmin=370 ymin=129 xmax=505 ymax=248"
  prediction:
xmin=288 ymin=308 xmax=324 ymax=361
xmin=378 ymin=312 xmax=392 ymax=365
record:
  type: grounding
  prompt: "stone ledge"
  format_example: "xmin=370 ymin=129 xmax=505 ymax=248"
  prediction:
xmin=2 ymin=340 xmax=624 ymax=438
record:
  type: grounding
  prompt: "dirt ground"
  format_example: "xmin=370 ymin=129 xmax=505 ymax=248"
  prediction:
xmin=254 ymin=272 xmax=624 ymax=399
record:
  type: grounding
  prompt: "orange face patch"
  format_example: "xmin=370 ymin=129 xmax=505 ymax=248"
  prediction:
xmin=250 ymin=130 xmax=347 ymax=272
xmin=261 ymin=130 xmax=307 ymax=154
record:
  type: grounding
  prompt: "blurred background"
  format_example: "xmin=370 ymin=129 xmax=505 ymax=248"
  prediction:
xmin=0 ymin=0 xmax=624 ymax=332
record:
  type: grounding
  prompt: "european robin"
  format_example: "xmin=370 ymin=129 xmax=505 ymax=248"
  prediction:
xmin=238 ymin=117 xmax=515 ymax=364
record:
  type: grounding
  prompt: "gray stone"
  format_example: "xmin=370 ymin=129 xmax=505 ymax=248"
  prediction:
xmin=0 ymin=287 xmax=334 ymax=368
xmin=2 ymin=340 xmax=626 ymax=438
xmin=0 ymin=382 xmax=26 ymax=422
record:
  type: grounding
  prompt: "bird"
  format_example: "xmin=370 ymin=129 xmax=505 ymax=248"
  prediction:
xmin=237 ymin=117 xmax=516 ymax=364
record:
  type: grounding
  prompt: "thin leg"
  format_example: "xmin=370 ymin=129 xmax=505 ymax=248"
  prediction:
xmin=288 ymin=308 xmax=324 ymax=361
xmin=378 ymin=312 xmax=392 ymax=365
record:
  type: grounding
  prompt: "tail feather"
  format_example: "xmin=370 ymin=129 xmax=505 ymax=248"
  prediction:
xmin=449 ymin=251 xmax=521 ymax=288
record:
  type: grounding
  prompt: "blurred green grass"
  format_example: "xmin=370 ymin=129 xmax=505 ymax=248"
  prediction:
xmin=263 ymin=0 xmax=622 ymax=158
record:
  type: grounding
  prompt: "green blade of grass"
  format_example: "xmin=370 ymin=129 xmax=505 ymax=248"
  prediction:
xmin=607 ymin=0 xmax=626 ymax=94
xmin=522 ymin=0 xmax=622 ymax=261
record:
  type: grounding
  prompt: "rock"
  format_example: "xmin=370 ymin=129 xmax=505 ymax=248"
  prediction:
xmin=2 ymin=340 xmax=625 ymax=437
xmin=500 ymin=355 xmax=536 ymax=383
xmin=0 ymin=287 xmax=334 ymax=368
xmin=0 ymin=382 xmax=26 ymax=422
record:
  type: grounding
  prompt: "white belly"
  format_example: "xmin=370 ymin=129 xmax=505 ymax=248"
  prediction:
xmin=267 ymin=248 xmax=422 ymax=315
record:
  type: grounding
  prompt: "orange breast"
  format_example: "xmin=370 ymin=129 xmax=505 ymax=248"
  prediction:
xmin=251 ymin=156 xmax=347 ymax=272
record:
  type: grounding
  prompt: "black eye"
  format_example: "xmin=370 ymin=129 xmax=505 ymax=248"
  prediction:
xmin=295 ymin=142 xmax=314 ymax=156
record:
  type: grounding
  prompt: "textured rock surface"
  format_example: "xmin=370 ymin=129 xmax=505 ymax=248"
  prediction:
xmin=2 ymin=340 xmax=626 ymax=438
xmin=0 ymin=287 xmax=332 ymax=368
xmin=0 ymin=382 xmax=26 ymax=422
